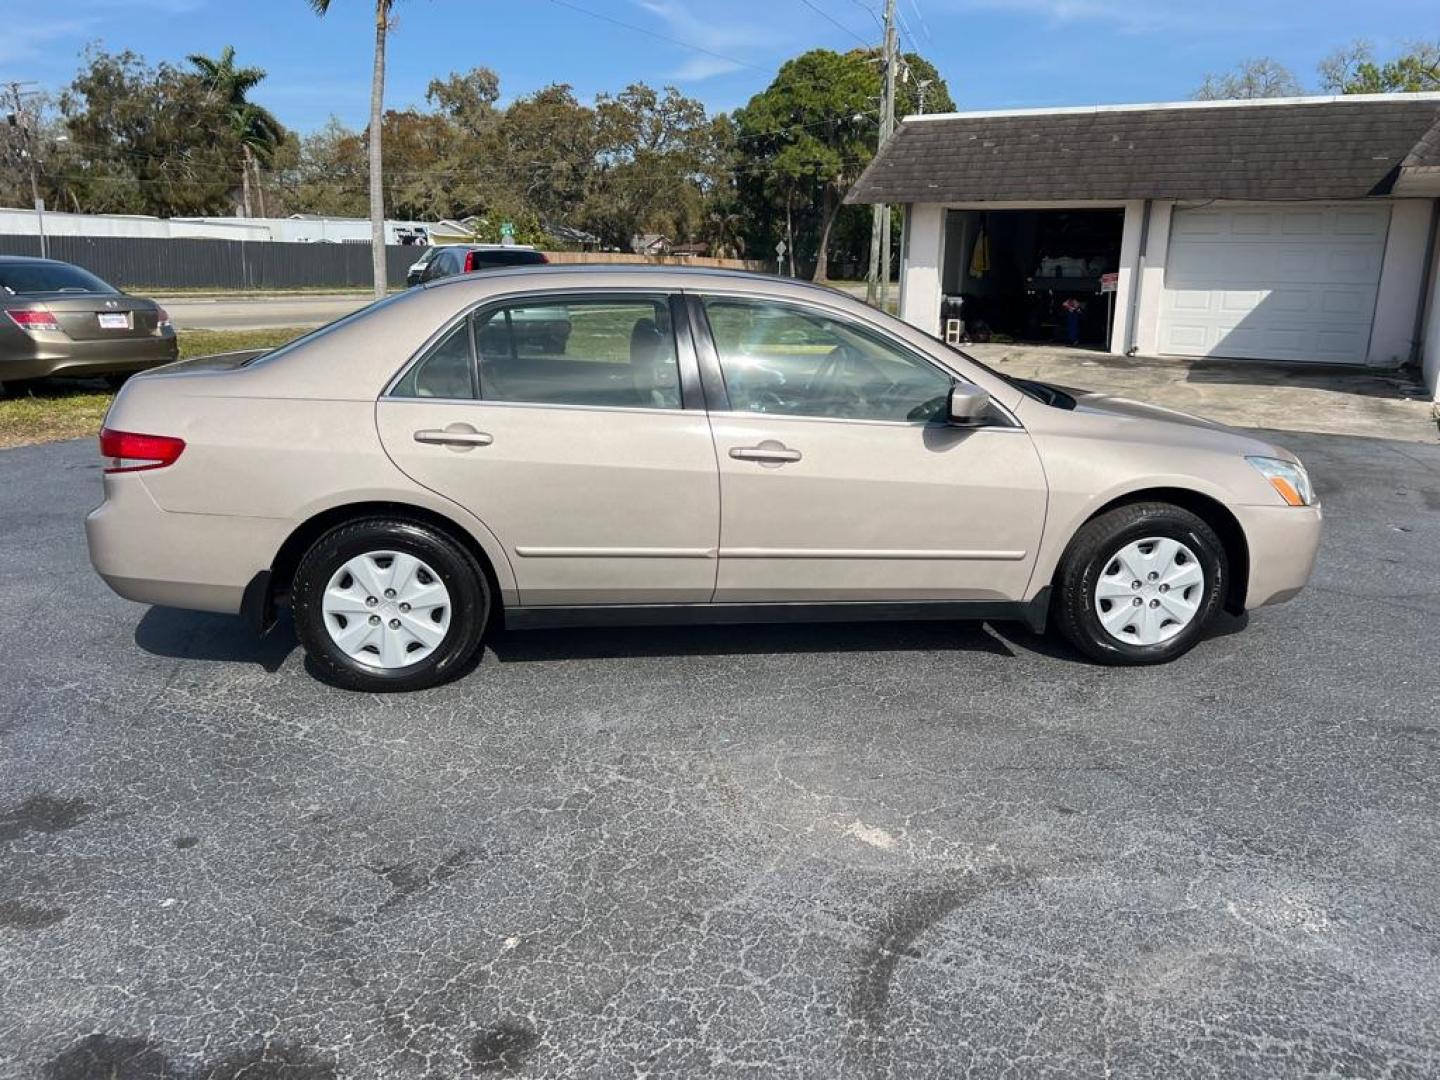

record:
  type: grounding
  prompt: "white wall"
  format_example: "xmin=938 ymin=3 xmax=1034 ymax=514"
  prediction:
xmin=1131 ymin=201 xmax=1175 ymax=356
xmin=1111 ymin=200 xmax=1146 ymax=355
xmin=898 ymin=203 xmax=945 ymax=334
xmin=0 ymin=207 xmax=433 ymax=245
xmin=1369 ymin=199 xmax=1433 ymax=367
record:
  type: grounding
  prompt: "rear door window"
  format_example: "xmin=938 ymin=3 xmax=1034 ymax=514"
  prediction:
xmin=475 ymin=296 xmax=680 ymax=409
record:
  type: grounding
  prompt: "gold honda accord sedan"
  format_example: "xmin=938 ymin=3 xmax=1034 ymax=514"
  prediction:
xmin=86 ymin=267 xmax=1321 ymax=691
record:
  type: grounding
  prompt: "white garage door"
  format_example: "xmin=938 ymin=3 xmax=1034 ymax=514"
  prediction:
xmin=1158 ymin=203 xmax=1390 ymax=364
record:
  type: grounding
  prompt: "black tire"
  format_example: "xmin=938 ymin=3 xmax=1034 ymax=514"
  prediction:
xmin=1053 ymin=502 xmax=1227 ymax=666
xmin=103 ymin=373 xmax=133 ymax=390
xmin=291 ymin=517 xmax=491 ymax=691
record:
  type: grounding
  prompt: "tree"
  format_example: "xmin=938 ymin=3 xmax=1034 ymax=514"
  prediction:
xmin=292 ymin=118 xmax=369 ymax=218
xmin=585 ymin=84 xmax=728 ymax=249
xmin=426 ymin=67 xmax=500 ymax=136
xmin=733 ymin=48 xmax=953 ymax=281
xmin=309 ymin=0 xmax=398 ymax=298
xmin=1320 ymin=40 xmax=1440 ymax=94
xmin=1193 ymin=58 xmax=1304 ymax=100
xmin=187 ymin=46 xmax=285 ymax=217
xmin=56 ymin=48 xmax=243 ymax=216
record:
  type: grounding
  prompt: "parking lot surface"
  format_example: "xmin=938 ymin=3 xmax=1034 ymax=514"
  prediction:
xmin=1 ymin=430 xmax=1437 ymax=1078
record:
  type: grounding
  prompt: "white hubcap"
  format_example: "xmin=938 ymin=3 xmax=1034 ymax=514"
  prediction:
xmin=1093 ymin=536 xmax=1205 ymax=647
xmin=322 ymin=550 xmax=452 ymax=669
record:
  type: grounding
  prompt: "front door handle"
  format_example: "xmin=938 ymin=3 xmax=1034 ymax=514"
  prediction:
xmin=729 ymin=441 xmax=802 ymax=464
xmin=414 ymin=425 xmax=493 ymax=450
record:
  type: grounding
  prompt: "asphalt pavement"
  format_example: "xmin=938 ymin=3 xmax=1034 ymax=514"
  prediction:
xmin=1 ymin=430 xmax=1438 ymax=1078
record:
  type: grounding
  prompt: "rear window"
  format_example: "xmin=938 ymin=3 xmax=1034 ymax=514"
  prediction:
xmin=469 ymin=250 xmax=547 ymax=268
xmin=0 ymin=262 xmax=117 ymax=295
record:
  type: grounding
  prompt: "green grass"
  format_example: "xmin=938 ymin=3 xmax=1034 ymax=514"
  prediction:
xmin=0 ymin=326 xmax=310 ymax=450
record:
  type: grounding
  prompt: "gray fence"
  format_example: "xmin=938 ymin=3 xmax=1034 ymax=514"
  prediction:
xmin=0 ymin=234 xmax=419 ymax=291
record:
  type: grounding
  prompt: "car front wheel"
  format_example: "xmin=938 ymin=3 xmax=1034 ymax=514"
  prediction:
xmin=1053 ymin=502 xmax=1227 ymax=665
xmin=291 ymin=517 xmax=490 ymax=691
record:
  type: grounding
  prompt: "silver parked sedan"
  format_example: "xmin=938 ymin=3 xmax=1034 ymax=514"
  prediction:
xmin=86 ymin=266 xmax=1321 ymax=691
xmin=0 ymin=256 xmax=178 ymax=391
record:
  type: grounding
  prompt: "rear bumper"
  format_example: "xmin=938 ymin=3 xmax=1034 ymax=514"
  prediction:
xmin=1236 ymin=503 xmax=1323 ymax=610
xmin=86 ymin=473 xmax=289 ymax=616
xmin=2 ymin=333 xmax=178 ymax=381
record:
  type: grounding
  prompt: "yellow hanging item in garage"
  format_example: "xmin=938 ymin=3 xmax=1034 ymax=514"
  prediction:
xmin=970 ymin=225 xmax=990 ymax=278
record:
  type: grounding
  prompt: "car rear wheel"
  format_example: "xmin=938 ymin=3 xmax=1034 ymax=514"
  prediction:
xmin=291 ymin=517 xmax=490 ymax=691
xmin=1053 ymin=502 xmax=1226 ymax=665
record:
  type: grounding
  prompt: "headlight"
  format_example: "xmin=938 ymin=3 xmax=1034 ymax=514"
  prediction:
xmin=1246 ymin=455 xmax=1316 ymax=507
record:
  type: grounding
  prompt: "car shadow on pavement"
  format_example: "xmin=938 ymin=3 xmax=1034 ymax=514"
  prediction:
xmin=134 ymin=607 xmax=298 ymax=673
xmin=485 ymin=619 xmax=1031 ymax=663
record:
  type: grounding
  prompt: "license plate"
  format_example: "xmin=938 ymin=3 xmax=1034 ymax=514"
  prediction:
xmin=98 ymin=312 xmax=129 ymax=330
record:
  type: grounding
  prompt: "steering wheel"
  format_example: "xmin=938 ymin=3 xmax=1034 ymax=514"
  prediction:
xmin=804 ymin=344 xmax=894 ymax=416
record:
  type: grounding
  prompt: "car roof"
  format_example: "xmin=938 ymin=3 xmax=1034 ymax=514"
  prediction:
xmin=420 ymin=262 xmax=851 ymax=300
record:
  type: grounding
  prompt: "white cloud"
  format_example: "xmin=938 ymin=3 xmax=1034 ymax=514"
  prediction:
xmin=668 ymin=55 xmax=746 ymax=80
xmin=951 ymin=0 xmax=1290 ymax=35
xmin=0 ymin=20 xmax=96 ymax=64
xmin=632 ymin=0 xmax=765 ymax=80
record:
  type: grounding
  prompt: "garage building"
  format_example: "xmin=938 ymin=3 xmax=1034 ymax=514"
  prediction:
xmin=847 ymin=93 xmax=1440 ymax=400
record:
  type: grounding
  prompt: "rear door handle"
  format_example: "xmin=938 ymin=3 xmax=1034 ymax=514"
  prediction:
xmin=414 ymin=426 xmax=493 ymax=449
xmin=729 ymin=442 xmax=802 ymax=464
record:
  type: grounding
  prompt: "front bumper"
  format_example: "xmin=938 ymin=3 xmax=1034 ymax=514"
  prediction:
xmin=86 ymin=473 xmax=289 ymax=616
xmin=3 ymin=333 xmax=179 ymax=381
xmin=1235 ymin=503 xmax=1323 ymax=610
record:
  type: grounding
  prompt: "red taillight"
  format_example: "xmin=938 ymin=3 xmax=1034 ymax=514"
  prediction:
xmin=5 ymin=307 xmax=60 ymax=333
xmin=537 ymin=253 xmax=549 ymax=263
xmin=154 ymin=305 xmax=172 ymax=329
xmin=463 ymin=251 xmax=477 ymax=273
xmin=99 ymin=427 xmax=186 ymax=474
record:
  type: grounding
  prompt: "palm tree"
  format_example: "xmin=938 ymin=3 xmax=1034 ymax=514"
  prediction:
xmin=187 ymin=47 xmax=285 ymax=219
xmin=309 ymin=0 xmax=397 ymax=298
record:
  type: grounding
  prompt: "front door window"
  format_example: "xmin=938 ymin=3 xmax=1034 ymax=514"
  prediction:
xmin=703 ymin=298 xmax=953 ymax=422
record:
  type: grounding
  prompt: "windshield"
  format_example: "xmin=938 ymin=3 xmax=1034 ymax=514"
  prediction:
xmin=0 ymin=262 xmax=118 ymax=295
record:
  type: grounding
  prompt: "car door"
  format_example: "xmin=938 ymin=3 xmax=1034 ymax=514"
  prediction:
xmin=376 ymin=291 xmax=719 ymax=606
xmin=692 ymin=293 xmax=1048 ymax=603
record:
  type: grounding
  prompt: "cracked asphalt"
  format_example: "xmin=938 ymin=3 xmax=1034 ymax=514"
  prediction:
xmin=1 ymin=430 xmax=1438 ymax=1079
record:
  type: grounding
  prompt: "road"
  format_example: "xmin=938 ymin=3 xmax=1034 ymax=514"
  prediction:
xmin=159 ymin=293 xmax=373 ymax=331
xmin=1 ymin=431 xmax=1438 ymax=1078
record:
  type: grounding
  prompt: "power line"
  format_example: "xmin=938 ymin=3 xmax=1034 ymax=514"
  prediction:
xmin=544 ymin=0 xmax=768 ymax=72
xmin=795 ymin=0 xmax=874 ymax=48
xmin=907 ymin=0 xmax=933 ymax=41
xmin=843 ymin=0 xmax=884 ymax=33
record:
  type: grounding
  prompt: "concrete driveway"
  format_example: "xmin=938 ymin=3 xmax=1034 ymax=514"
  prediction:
xmin=1 ymin=433 xmax=1438 ymax=1078
xmin=970 ymin=343 xmax=1439 ymax=445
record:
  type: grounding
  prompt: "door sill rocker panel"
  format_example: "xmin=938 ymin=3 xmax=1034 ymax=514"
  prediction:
xmin=504 ymin=592 xmax=1051 ymax=634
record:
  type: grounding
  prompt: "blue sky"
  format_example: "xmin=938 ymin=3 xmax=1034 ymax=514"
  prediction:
xmin=4 ymin=0 xmax=1436 ymax=133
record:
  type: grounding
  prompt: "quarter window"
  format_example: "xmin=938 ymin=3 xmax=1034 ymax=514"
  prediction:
xmin=475 ymin=296 xmax=681 ymax=409
xmin=390 ymin=322 xmax=475 ymax=400
xmin=703 ymin=298 xmax=953 ymax=422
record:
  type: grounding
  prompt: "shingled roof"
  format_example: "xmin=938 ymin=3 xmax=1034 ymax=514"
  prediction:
xmin=846 ymin=94 xmax=1440 ymax=205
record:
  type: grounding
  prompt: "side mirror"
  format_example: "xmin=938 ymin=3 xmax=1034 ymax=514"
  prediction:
xmin=947 ymin=384 xmax=992 ymax=426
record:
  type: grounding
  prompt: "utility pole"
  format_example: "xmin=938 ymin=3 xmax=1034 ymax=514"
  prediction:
xmin=865 ymin=0 xmax=897 ymax=309
xmin=5 ymin=81 xmax=45 ymax=258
